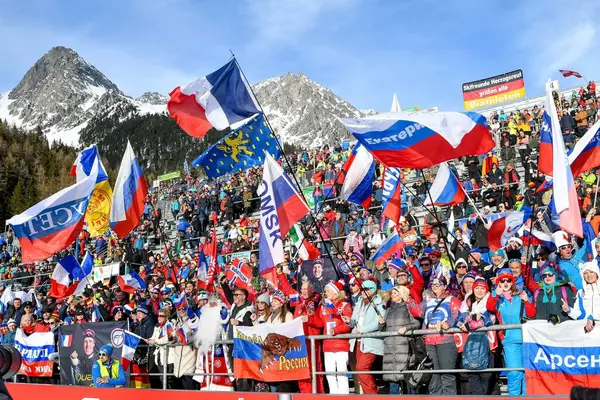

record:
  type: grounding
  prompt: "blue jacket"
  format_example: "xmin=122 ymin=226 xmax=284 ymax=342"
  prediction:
xmin=177 ymin=220 xmax=191 ymax=232
xmin=557 ymin=241 xmax=587 ymax=290
xmin=91 ymin=358 xmax=126 ymax=388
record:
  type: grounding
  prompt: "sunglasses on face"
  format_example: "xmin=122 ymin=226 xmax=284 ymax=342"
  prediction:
xmin=350 ymin=284 xmax=357 ymax=287
xmin=456 ymin=265 xmax=467 ymax=269
xmin=234 ymin=293 xmax=244 ymax=297
xmin=98 ymin=352 xmax=108 ymax=357
xmin=499 ymin=279 xmax=511 ymax=283
xmin=421 ymin=263 xmax=430 ymax=267
xmin=542 ymin=273 xmax=555 ymax=278
xmin=431 ymin=282 xmax=444 ymax=287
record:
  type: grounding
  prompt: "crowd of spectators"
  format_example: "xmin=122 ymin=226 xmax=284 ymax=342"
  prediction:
xmin=2 ymin=85 xmax=600 ymax=395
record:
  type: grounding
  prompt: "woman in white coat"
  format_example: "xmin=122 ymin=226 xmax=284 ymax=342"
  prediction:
xmin=565 ymin=260 xmax=600 ymax=332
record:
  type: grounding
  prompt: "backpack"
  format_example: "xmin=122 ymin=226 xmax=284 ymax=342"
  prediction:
xmin=406 ymin=335 xmax=433 ymax=389
xmin=462 ymin=332 xmax=490 ymax=370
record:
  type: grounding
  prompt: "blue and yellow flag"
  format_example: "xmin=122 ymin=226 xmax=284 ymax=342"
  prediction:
xmin=192 ymin=113 xmax=281 ymax=179
xmin=71 ymin=145 xmax=113 ymax=237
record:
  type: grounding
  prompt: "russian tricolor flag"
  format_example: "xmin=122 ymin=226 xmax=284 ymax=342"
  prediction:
xmin=370 ymin=231 xmax=405 ymax=264
xmin=568 ymin=119 xmax=600 ymax=177
xmin=381 ymin=167 xmax=402 ymax=226
xmin=110 ymin=141 xmax=148 ymax=238
xmin=8 ymin=159 xmax=99 ymax=262
xmin=424 ymin=163 xmax=465 ymax=206
xmin=341 ymin=111 xmax=494 ymax=168
xmin=546 ymin=81 xmax=583 ymax=237
xmin=176 ymin=327 xmax=188 ymax=345
xmin=168 ymin=59 xmax=260 ymax=139
xmin=49 ymin=252 xmax=94 ymax=299
xmin=173 ymin=293 xmax=187 ymax=310
xmin=259 ymin=153 xmax=310 ymax=283
xmin=487 ymin=207 xmax=532 ymax=251
xmin=524 ymin=320 xmax=600 ymax=395
xmin=121 ymin=331 xmax=142 ymax=370
xmin=538 ymin=112 xmax=554 ymax=176
xmin=340 ymin=143 xmax=375 ymax=208
xmin=118 ymin=272 xmax=147 ymax=294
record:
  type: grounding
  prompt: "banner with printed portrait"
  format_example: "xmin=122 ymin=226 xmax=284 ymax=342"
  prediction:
xmin=58 ymin=321 xmax=128 ymax=386
xmin=298 ymin=258 xmax=341 ymax=294
xmin=218 ymin=251 xmax=251 ymax=267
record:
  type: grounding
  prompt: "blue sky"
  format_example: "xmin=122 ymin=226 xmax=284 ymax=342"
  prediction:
xmin=1 ymin=0 xmax=599 ymax=112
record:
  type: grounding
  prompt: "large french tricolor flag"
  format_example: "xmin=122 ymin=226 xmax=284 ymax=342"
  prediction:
xmin=110 ymin=141 xmax=148 ymax=238
xmin=568 ymin=119 xmax=600 ymax=177
xmin=8 ymin=160 xmax=99 ymax=262
xmin=118 ymin=271 xmax=147 ymax=294
xmin=259 ymin=153 xmax=310 ymax=283
xmin=546 ymin=83 xmax=583 ymax=237
xmin=48 ymin=252 xmax=94 ymax=299
xmin=121 ymin=330 xmax=142 ymax=370
xmin=370 ymin=231 xmax=405 ymax=264
xmin=424 ymin=163 xmax=465 ymax=206
xmin=538 ymin=112 xmax=554 ymax=176
xmin=341 ymin=111 xmax=494 ymax=168
xmin=487 ymin=207 xmax=532 ymax=251
xmin=168 ymin=59 xmax=260 ymax=139
xmin=340 ymin=143 xmax=375 ymax=208
xmin=524 ymin=320 xmax=600 ymax=395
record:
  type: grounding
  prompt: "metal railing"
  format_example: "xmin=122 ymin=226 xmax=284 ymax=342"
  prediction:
xmin=98 ymin=323 xmax=524 ymax=393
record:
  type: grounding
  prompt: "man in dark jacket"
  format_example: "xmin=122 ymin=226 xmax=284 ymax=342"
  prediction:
xmin=5 ymin=298 xmax=23 ymax=326
xmin=221 ymin=278 xmax=254 ymax=391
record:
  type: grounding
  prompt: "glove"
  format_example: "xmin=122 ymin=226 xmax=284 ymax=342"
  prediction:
xmin=220 ymin=307 xmax=228 ymax=320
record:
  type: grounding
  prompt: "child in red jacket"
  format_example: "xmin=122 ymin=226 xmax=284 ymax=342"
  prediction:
xmin=320 ymin=281 xmax=352 ymax=394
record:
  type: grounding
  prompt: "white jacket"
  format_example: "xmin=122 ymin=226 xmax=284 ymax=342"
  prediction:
xmin=569 ymin=260 xmax=600 ymax=321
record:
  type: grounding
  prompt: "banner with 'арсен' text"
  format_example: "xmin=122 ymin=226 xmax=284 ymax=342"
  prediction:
xmin=524 ymin=319 xmax=600 ymax=395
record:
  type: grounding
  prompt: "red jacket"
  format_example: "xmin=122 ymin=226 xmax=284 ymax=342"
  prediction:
xmin=406 ymin=264 xmax=425 ymax=303
xmin=319 ymin=299 xmax=352 ymax=352
xmin=277 ymin=272 xmax=324 ymax=336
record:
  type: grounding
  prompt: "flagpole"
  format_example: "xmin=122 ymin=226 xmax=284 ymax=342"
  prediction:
xmin=400 ymin=180 xmax=479 ymax=266
xmin=421 ymin=171 xmax=455 ymax=271
xmin=463 ymin=187 xmax=487 ymax=224
xmin=231 ymin=52 xmax=382 ymax=316
xmin=594 ymin=171 xmax=600 ymax=209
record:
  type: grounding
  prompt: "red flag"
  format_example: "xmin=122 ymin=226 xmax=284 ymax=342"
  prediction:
xmin=559 ymin=69 xmax=583 ymax=78
xmin=205 ymin=229 xmax=219 ymax=292
xmin=382 ymin=179 xmax=402 ymax=226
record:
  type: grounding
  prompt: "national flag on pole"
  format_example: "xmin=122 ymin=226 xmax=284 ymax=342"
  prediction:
xmin=487 ymin=207 xmax=532 ymax=251
xmin=370 ymin=231 xmax=405 ymax=264
xmin=48 ymin=252 xmax=94 ymax=299
xmin=205 ymin=229 xmax=218 ymax=292
xmin=519 ymin=225 xmax=556 ymax=250
xmin=110 ymin=141 xmax=148 ymax=238
xmin=197 ymin=249 xmax=208 ymax=289
xmin=71 ymin=145 xmax=113 ymax=237
xmin=568 ymin=119 xmax=600 ymax=177
xmin=381 ymin=167 xmax=402 ymax=226
xmin=173 ymin=292 xmax=187 ymax=310
xmin=390 ymin=93 xmax=401 ymax=112
xmin=167 ymin=59 xmax=260 ymax=139
xmin=184 ymin=159 xmax=190 ymax=175
xmin=424 ymin=163 xmax=465 ymax=206
xmin=341 ymin=111 xmax=494 ymax=169
xmin=175 ymin=327 xmax=188 ymax=345
xmin=8 ymin=160 xmax=99 ymax=263
xmin=225 ymin=258 xmax=253 ymax=289
xmin=559 ymin=69 xmax=583 ymax=78
xmin=340 ymin=143 xmax=375 ymax=208
xmin=259 ymin=153 xmax=310 ymax=283
xmin=121 ymin=330 xmax=142 ymax=370
xmin=536 ymin=177 xmax=553 ymax=194
xmin=118 ymin=272 xmax=147 ymax=294
xmin=289 ymin=224 xmax=320 ymax=260
xmin=547 ymin=80 xmax=583 ymax=237
xmin=538 ymin=112 xmax=554 ymax=176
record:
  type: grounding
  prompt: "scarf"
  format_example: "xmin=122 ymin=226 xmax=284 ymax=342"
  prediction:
xmin=22 ymin=325 xmax=35 ymax=335
xmin=502 ymin=290 xmax=513 ymax=301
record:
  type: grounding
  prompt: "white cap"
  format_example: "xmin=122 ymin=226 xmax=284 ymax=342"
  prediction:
xmin=508 ymin=237 xmax=523 ymax=246
xmin=581 ymin=260 xmax=600 ymax=277
xmin=552 ymin=230 xmax=570 ymax=248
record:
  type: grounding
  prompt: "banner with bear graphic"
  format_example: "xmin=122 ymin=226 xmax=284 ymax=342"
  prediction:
xmin=233 ymin=318 xmax=309 ymax=382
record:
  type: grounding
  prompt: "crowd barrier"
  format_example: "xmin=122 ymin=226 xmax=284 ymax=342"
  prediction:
xmin=4 ymin=383 xmax=570 ymax=400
